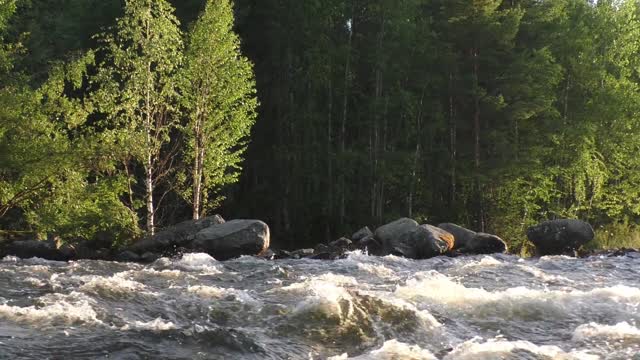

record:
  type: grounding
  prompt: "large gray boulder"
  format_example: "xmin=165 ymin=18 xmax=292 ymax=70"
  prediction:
xmin=527 ymin=219 xmax=594 ymax=256
xmin=191 ymin=220 xmax=270 ymax=260
xmin=375 ymin=218 xmax=418 ymax=247
xmin=375 ymin=218 xmax=453 ymax=259
xmin=438 ymin=223 xmax=508 ymax=254
xmin=129 ymin=215 xmax=225 ymax=254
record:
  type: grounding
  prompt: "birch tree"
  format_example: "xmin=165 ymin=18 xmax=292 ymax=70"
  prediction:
xmin=179 ymin=0 xmax=257 ymax=220
xmin=92 ymin=0 xmax=183 ymax=235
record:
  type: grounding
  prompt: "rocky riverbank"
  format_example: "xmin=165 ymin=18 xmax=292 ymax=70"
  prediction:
xmin=1 ymin=215 xmax=635 ymax=263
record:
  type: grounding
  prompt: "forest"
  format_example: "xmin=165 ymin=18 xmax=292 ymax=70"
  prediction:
xmin=1 ymin=0 xmax=640 ymax=254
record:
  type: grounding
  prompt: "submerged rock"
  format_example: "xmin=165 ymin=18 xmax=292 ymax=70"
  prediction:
xmin=527 ymin=219 xmax=594 ymax=256
xmin=375 ymin=218 xmax=453 ymax=259
xmin=437 ymin=223 xmax=508 ymax=255
xmin=191 ymin=219 xmax=270 ymax=261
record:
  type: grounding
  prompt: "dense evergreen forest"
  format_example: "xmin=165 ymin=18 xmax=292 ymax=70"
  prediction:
xmin=2 ymin=0 xmax=640 ymax=253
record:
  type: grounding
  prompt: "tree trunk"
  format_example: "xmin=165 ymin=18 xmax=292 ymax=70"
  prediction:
xmin=449 ymin=72 xmax=457 ymax=206
xmin=472 ymin=48 xmax=484 ymax=232
xmin=409 ymin=91 xmax=424 ymax=217
xmin=339 ymin=14 xmax=353 ymax=227
xmin=145 ymin=152 xmax=154 ymax=235
xmin=192 ymin=118 xmax=204 ymax=220
xmin=327 ymin=74 xmax=333 ymax=241
xmin=371 ymin=12 xmax=385 ymax=220
xmin=144 ymin=11 xmax=155 ymax=235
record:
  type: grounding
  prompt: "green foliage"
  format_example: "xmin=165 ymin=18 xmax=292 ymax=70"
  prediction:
xmin=90 ymin=0 xmax=184 ymax=234
xmin=3 ymin=0 xmax=640 ymax=252
xmin=26 ymin=175 xmax=140 ymax=247
xmin=178 ymin=0 xmax=258 ymax=218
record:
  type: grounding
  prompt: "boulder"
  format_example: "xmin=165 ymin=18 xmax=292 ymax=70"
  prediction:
xmin=93 ymin=248 xmax=113 ymax=261
xmin=129 ymin=215 xmax=225 ymax=254
xmin=140 ymin=252 xmax=160 ymax=263
xmin=375 ymin=218 xmax=418 ymax=247
xmin=526 ymin=219 xmax=594 ymax=256
xmin=385 ymin=224 xmax=453 ymax=259
xmin=375 ymin=218 xmax=452 ymax=259
xmin=115 ymin=250 xmax=140 ymax=262
xmin=4 ymin=240 xmax=66 ymax=261
xmin=258 ymin=248 xmax=276 ymax=260
xmin=358 ymin=234 xmax=384 ymax=256
xmin=312 ymin=242 xmax=349 ymax=260
xmin=314 ymin=243 xmax=330 ymax=254
xmin=58 ymin=244 xmax=77 ymax=260
xmin=351 ymin=227 xmax=373 ymax=242
xmin=329 ymin=237 xmax=352 ymax=248
xmin=290 ymin=248 xmax=314 ymax=259
xmin=273 ymin=249 xmax=292 ymax=260
xmin=437 ymin=223 xmax=508 ymax=254
xmin=191 ymin=220 xmax=270 ymax=260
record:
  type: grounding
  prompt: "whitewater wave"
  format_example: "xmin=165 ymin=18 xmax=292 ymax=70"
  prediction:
xmin=442 ymin=337 xmax=599 ymax=360
xmin=79 ymin=272 xmax=147 ymax=296
xmin=329 ymin=339 xmax=437 ymax=360
xmin=573 ymin=321 xmax=640 ymax=341
xmin=121 ymin=317 xmax=176 ymax=331
xmin=0 ymin=291 xmax=103 ymax=326
xmin=154 ymin=253 xmax=223 ymax=274
xmin=187 ymin=285 xmax=261 ymax=306
xmin=395 ymin=270 xmax=640 ymax=320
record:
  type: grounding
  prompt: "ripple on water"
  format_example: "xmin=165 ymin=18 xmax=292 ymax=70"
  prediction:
xmin=1 ymin=253 xmax=640 ymax=359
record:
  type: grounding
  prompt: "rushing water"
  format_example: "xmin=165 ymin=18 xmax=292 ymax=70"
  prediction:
xmin=1 ymin=251 xmax=640 ymax=360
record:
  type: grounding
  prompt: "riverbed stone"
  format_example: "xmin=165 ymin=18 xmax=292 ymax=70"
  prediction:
xmin=140 ymin=252 xmax=160 ymax=263
xmin=394 ymin=224 xmax=454 ymax=259
xmin=375 ymin=218 xmax=453 ymax=259
xmin=375 ymin=218 xmax=419 ymax=248
xmin=437 ymin=223 xmax=508 ymax=254
xmin=290 ymin=248 xmax=314 ymax=259
xmin=115 ymin=250 xmax=140 ymax=262
xmin=191 ymin=219 xmax=270 ymax=260
xmin=352 ymin=227 xmax=373 ymax=242
xmin=329 ymin=237 xmax=352 ymax=248
xmin=129 ymin=215 xmax=225 ymax=254
xmin=358 ymin=234 xmax=384 ymax=255
xmin=527 ymin=219 xmax=594 ymax=256
xmin=4 ymin=240 xmax=66 ymax=261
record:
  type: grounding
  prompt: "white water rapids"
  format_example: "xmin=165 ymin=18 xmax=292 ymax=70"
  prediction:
xmin=1 ymin=251 xmax=639 ymax=359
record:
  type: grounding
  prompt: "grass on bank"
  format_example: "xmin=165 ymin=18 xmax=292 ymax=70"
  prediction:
xmin=586 ymin=222 xmax=640 ymax=250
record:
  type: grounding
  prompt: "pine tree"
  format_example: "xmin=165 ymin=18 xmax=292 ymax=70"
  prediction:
xmin=179 ymin=0 xmax=257 ymax=220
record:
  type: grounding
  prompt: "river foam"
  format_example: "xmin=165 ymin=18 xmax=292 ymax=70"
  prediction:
xmin=1 ymin=252 xmax=639 ymax=359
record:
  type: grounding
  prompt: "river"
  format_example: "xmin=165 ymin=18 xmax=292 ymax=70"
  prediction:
xmin=1 ymin=251 xmax=639 ymax=359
